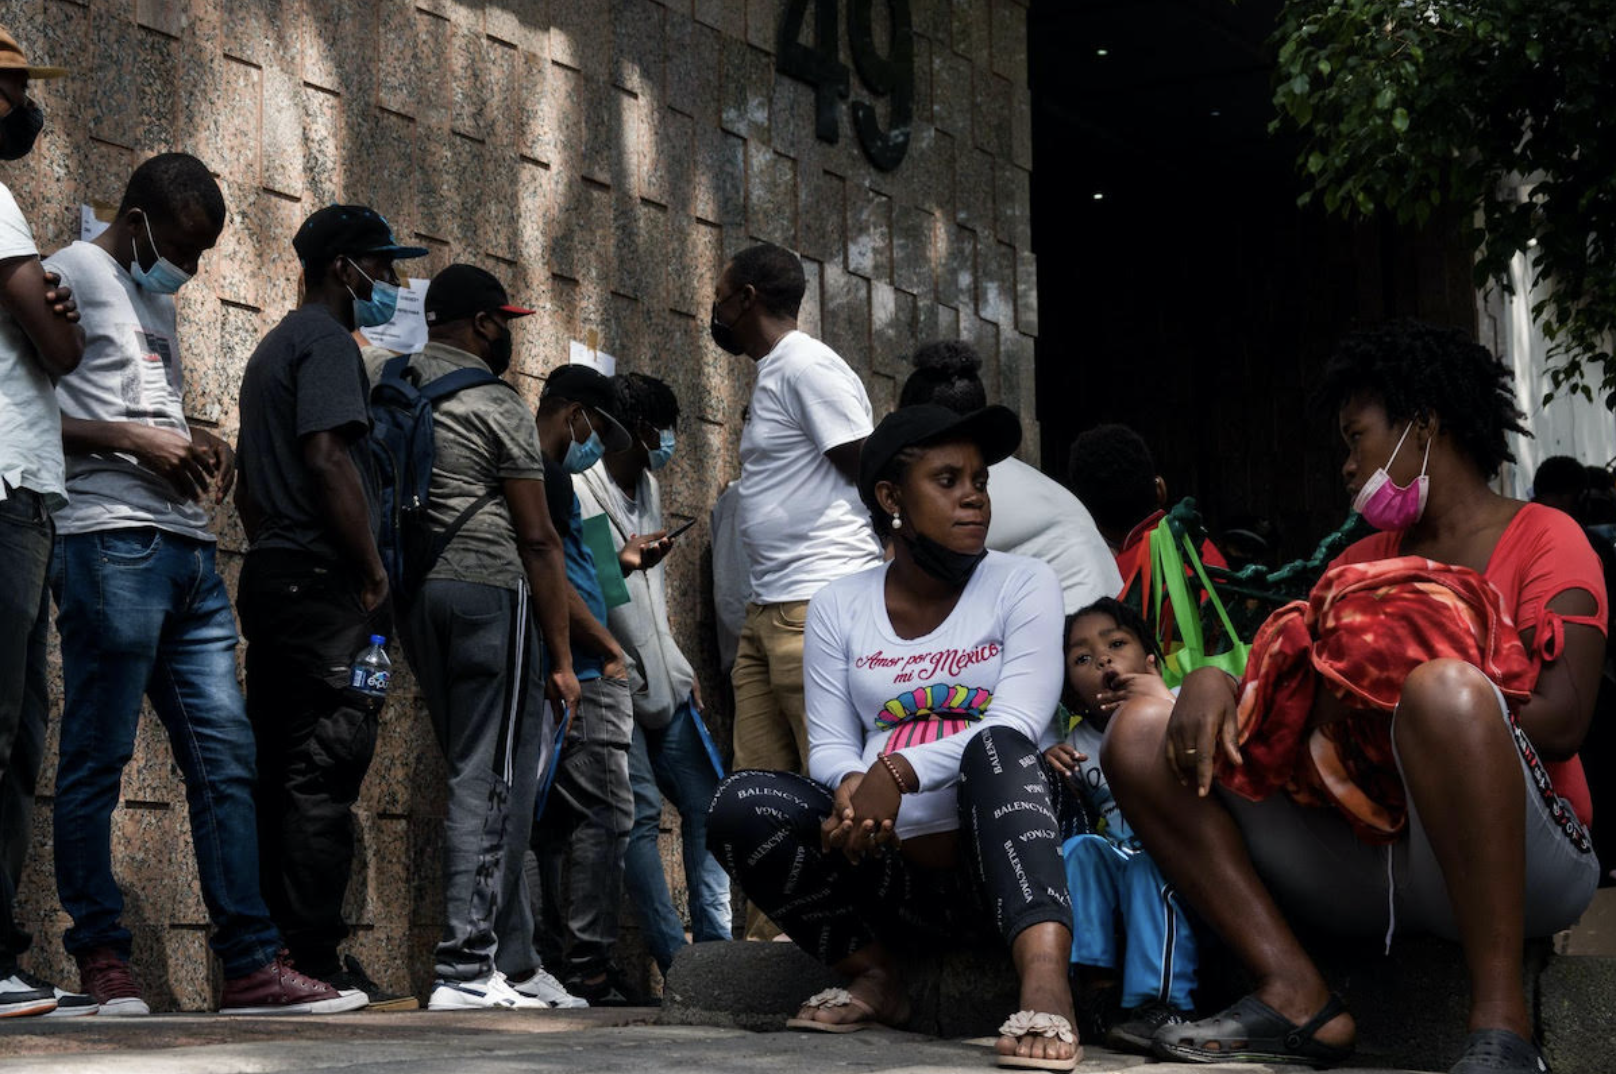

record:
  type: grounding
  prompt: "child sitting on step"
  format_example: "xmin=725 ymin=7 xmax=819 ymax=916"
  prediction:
xmin=1043 ymin=597 xmax=1198 ymax=1055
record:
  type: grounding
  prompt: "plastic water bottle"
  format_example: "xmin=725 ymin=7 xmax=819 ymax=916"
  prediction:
xmin=350 ymin=635 xmax=391 ymax=698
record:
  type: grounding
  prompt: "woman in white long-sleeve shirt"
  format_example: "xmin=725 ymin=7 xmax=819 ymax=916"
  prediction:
xmin=707 ymin=404 xmax=1082 ymax=1072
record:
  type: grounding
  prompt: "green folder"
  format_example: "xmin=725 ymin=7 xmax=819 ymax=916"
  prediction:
xmin=580 ymin=513 xmax=631 ymax=608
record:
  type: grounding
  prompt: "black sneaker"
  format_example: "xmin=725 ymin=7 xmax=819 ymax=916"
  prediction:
xmin=1107 ymin=1000 xmax=1193 ymax=1054
xmin=325 ymin=955 xmax=419 ymax=1012
xmin=0 ymin=970 xmax=58 ymax=1017
xmin=1074 ymin=983 xmax=1121 ymax=1045
xmin=568 ymin=967 xmax=656 ymax=1008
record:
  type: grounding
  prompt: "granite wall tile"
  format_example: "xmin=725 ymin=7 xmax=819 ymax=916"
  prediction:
xmin=798 ymin=165 xmax=845 ymax=268
xmin=973 ymin=72 xmax=1012 ymax=158
xmin=375 ymin=0 xmax=420 ymax=119
xmin=768 ymin=68 xmax=816 ymax=162
xmin=954 ymin=141 xmax=994 ymax=234
xmin=133 ymin=23 xmax=182 ymax=160
xmin=937 ymin=220 xmax=974 ymax=311
xmin=870 ymin=278 xmax=916 ymax=379
xmin=745 ymin=140 xmax=795 ymax=248
xmin=951 ymin=0 xmax=991 ymax=70
xmin=798 ymin=255 xmax=822 ymax=340
xmin=413 ymin=8 xmax=455 ymax=131
xmin=744 ymin=0 xmax=776 ymax=53
xmin=1011 ymin=84 xmax=1032 ymax=171
xmin=551 ymin=0 xmax=613 ymax=79
xmin=995 ymin=158 xmax=1031 ymax=249
xmin=846 ymin=184 xmax=892 ymax=283
xmin=892 ymin=204 xmax=935 ymax=297
xmin=991 ymin=0 xmax=1028 ymax=86
xmin=719 ymin=33 xmax=769 ymax=142
xmin=486 ymin=0 xmax=552 ymax=53
xmin=978 ymin=237 xmax=1014 ymax=326
xmin=614 ymin=0 xmax=666 ymax=99
xmin=820 ymin=258 xmax=870 ymax=379
xmin=261 ymin=63 xmax=304 ymax=199
xmin=665 ymin=11 xmax=721 ymax=126
xmin=86 ymin=11 xmax=140 ymax=149
xmin=218 ymin=0 xmax=303 ymax=74
xmin=693 ymin=0 xmax=744 ymax=38
xmin=450 ymin=26 xmax=497 ymax=142
xmin=692 ymin=124 xmax=745 ymax=225
xmin=346 ymin=105 xmax=419 ymax=232
xmin=303 ymin=0 xmax=376 ymax=98
xmin=917 ymin=299 xmax=960 ymax=345
xmin=1015 ymin=244 xmax=1038 ymax=335
xmin=930 ymin=41 xmax=972 ymax=142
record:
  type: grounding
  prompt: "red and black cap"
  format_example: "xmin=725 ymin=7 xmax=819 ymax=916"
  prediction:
xmin=424 ymin=263 xmax=535 ymax=326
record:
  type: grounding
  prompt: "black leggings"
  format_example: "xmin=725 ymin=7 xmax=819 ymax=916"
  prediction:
xmin=707 ymin=725 xmax=1078 ymax=965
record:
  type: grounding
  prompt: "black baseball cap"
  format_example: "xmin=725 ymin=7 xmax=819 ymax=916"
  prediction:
xmin=424 ymin=264 xmax=535 ymax=325
xmin=858 ymin=404 xmax=1022 ymax=511
xmin=292 ymin=204 xmax=428 ymax=266
xmin=541 ymin=364 xmax=633 ymax=452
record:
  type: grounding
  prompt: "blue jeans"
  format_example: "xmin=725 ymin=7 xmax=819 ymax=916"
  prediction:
xmin=51 ymin=528 xmax=281 ymax=978
xmin=623 ymin=700 xmax=731 ymax=972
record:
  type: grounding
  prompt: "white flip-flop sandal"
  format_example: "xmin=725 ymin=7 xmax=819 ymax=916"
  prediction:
xmin=785 ymin=987 xmax=877 ymax=1033
xmin=996 ymin=1009 xmax=1081 ymax=1071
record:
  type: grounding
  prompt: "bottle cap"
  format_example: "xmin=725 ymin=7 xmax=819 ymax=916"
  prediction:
xmin=370 ymin=635 xmax=386 ymax=645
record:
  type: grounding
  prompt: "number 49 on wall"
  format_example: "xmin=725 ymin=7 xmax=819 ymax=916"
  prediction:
xmin=777 ymin=0 xmax=914 ymax=172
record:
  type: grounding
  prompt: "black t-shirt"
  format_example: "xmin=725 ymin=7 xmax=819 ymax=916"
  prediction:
xmin=236 ymin=306 xmax=378 ymax=560
xmin=541 ymin=455 xmax=573 ymax=532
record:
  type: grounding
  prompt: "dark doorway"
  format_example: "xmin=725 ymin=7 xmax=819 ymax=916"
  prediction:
xmin=1028 ymin=0 xmax=1477 ymax=558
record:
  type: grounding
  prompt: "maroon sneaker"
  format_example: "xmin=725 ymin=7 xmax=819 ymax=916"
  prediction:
xmin=76 ymin=947 xmax=150 ymax=1016
xmin=219 ymin=952 xmax=368 ymax=1015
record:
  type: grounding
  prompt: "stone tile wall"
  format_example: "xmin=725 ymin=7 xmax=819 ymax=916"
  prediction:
xmin=1 ymin=0 xmax=1037 ymax=1008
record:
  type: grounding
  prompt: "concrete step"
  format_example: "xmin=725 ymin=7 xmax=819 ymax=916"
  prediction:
xmin=660 ymin=937 xmax=1616 ymax=1073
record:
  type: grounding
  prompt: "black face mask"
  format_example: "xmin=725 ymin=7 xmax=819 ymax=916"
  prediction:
xmin=709 ymin=302 xmax=746 ymax=356
xmin=902 ymin=531 xmax=988 ymax=588
xmin=0 ymin=99 xmax=44 ymax=161
xmin=484 ymin=324 xmax=513 ymax=376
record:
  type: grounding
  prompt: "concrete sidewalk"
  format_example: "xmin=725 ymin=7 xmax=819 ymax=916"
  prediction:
xmin=0 ymin=1011 xmax=1439 ymax=1074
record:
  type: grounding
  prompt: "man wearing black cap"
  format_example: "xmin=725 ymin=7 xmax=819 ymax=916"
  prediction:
xmin=530 ymin=365 xmax=642 ymax=1004
xmin=234 ymin=204 xmax=426 ymax=993
xmin=363 ymin=264 xmax=583 ymax=1010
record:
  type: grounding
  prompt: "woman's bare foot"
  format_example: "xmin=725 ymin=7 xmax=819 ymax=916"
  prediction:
xmin=998 ymin=924 xmax=1079 ymax=1064
xmin=792 ymin=965 xmax=909 ymax=1028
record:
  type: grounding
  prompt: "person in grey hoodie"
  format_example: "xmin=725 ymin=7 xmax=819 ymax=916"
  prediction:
xmin=576 ymin=373 xmax=731 ymax=972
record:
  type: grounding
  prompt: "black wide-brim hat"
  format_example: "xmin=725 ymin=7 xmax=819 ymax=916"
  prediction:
xmin=857 ymin=404 xmax=1022 ymax=511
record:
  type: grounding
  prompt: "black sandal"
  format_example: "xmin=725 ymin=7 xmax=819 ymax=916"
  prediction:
xmin=1151 ymin=992 xmax=1355 ymax=1067
xmin=1450 ymin=1029 xmax=1550 ymax=1073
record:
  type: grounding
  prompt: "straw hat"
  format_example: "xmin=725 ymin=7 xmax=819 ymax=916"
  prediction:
xmin=0 ymin=26 xmax=67 ymax=80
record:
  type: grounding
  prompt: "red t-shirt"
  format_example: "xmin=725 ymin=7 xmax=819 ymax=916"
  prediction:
xmin=1115 ymin=509 xmax=1229 ymax=605
xmin=1333 ymin=503 xmax=1608 ymax=825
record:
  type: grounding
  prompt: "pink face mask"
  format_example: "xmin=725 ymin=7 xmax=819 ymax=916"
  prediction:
xmin=1352 ymin=423 xmax=1430 ymax=531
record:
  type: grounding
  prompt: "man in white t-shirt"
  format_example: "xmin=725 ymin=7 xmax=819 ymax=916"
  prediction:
xmin=45 ymin=154 xmax=365 ymax=1017
xmin=0 ymin=25 xmax=89 ymax=1017
xmin=709 ymin=243 xmax=882 ymax=783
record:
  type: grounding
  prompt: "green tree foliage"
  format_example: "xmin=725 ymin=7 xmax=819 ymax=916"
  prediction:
xmin=1270 ymin=0 xmax=1616 ymax=404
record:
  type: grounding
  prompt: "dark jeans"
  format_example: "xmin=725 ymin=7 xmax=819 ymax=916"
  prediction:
xmin=50 ymin=529 xmax=281 ymax=976
xmin=706 ymin=726 xmax=1075 ymax=966
xmin=532 ymin=674 xmax=634 ymax=980
xmin=239 ymin=550 xmax=391 ymax=978
xmin=0 ymin=489 xmax=52 ymax=972
xmin=401 ymin=578 xmax=557 ymax=982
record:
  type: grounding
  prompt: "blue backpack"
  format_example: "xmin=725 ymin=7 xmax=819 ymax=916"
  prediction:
xmin=368 ymin=353 xmax=515 ymax=601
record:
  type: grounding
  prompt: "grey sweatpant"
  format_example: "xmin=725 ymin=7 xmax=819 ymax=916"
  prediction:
xmin=401 ymin=578 xmax=560 ymax=982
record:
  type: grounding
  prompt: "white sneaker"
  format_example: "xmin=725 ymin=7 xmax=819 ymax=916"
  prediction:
xmin=0 ymin=973 xmax=57 ymax=1018
xmin=507 ymin=966 xmax=587 ymax=1009
xmin=427 ymin=972 xmax=518 ymax=1011
xmin=490 ymin=972 xmax=549 ymax=1010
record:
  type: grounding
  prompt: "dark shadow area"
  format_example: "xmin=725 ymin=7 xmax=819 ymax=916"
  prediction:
xmin=1029 ymin=0 xmax=1478 ymax=555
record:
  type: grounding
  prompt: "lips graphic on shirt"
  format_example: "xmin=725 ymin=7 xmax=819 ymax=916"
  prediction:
xmin=876 ymin=682 xmax=994 ymax=752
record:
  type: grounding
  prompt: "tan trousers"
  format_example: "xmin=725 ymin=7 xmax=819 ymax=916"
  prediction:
xmin=729 ymin=599 xmax=811 ymax=940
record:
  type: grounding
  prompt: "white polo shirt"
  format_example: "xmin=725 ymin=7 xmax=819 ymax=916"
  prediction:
xmin=0 ymin=181 xmax=65 ymax=508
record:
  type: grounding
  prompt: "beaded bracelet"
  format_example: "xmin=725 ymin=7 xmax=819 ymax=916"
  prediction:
xmin=878 ymin=753 xmax=912 ymax=795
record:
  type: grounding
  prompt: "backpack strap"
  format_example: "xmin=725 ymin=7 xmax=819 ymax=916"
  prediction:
xmin=409 ymin=365 xmax=518 ymax=582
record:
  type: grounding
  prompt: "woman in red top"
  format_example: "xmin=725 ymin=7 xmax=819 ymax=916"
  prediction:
xmin=1101 ymin=321 xmax=1604 ymax=1074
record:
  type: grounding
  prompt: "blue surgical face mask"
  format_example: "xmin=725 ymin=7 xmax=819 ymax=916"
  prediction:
xmin=647 ymin=427 xmax=675 ymax=471
xmin=564 ymin=409 xmax=605 ymax=474
xmin=129 ymin=213 xmax=192 ymax=294
xmin=346 ymin=259 xmax=400 ymax=328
